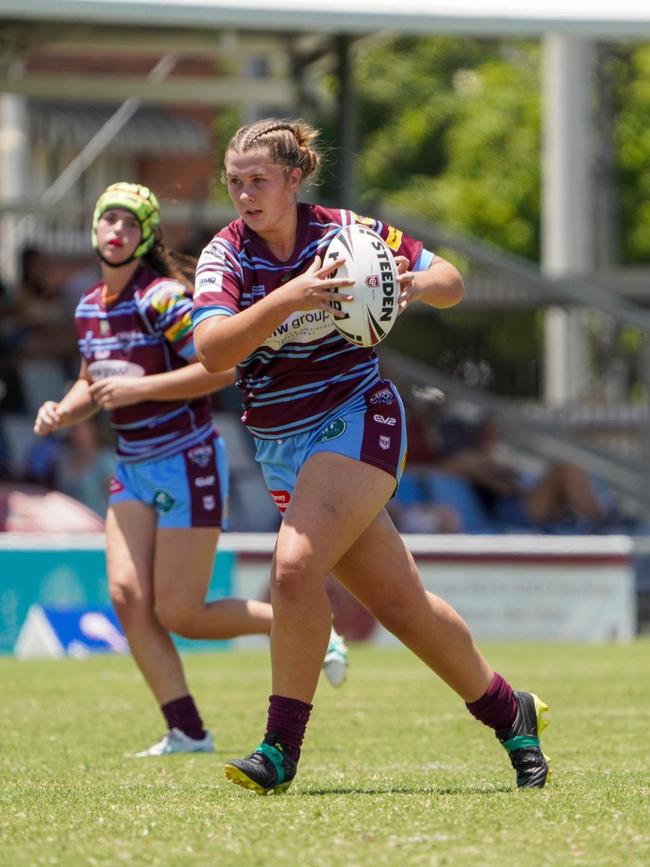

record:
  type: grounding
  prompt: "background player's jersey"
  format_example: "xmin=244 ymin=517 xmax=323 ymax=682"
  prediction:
xmin=76 ymin=265 xmax=214 ymax=463
xmin=192 ymin=204 xmax=423 ymax=439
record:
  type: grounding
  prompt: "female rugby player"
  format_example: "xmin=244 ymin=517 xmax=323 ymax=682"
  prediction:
xmin=193 ymin=119 xmax=550 ymax=793
xmin=34 ymin=182 xmax=347 ymax=756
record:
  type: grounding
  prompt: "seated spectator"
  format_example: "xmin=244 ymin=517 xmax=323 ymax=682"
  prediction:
xmin=437 ymin=414 xmax=609 ymax=532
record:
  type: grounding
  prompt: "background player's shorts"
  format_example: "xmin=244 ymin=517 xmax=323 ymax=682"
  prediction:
xmin=253 ymin=379 xmax=407 ymax=514
xmin=108 ymin=434 xmax=228 ymax=529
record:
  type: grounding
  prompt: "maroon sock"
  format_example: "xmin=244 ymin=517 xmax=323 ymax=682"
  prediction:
xmin=465 ymin=673 xmax=517 ymax=732
xmin=161 ymin=694 xmax=206 ymax=741
xmin=265 ymin=694 xmax=313 ymax=763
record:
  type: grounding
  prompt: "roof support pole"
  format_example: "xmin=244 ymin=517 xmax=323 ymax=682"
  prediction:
xmin=0 ymin=92 xmax=28 ymax=289
xmin=542 ymin=33 xmax=594 ymax=406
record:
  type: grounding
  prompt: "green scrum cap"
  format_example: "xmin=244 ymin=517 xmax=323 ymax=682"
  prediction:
xmin=91 ymin=182 xmax=161 ymax=260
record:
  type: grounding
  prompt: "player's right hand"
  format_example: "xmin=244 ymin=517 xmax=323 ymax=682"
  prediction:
xmin=281 ymin=255 xmax=354 ymax=317
xmin=34 ymin=401 xmax=62 ymax=436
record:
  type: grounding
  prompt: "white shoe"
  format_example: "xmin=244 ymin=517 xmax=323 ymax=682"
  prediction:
xmin=133 ymin=727 xmax=215 ymax=757
xmin=322 ymin=630 xmax=348 ymax=688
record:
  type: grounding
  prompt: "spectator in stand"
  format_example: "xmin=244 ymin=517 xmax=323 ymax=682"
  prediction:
xmin=437 ymin=413 xmax=609 ymax=532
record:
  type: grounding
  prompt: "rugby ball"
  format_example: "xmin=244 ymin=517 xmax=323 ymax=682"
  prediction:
xmin=324 ymin=224 xmax=399 ymax=347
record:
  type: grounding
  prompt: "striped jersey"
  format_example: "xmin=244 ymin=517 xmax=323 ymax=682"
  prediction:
xmin=192 ymin=204 xmax=423 ymax=439
xmin=75 ymin=264 xmax=214 ymax=463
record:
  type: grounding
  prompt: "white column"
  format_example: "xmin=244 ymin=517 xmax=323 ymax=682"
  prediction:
xmin=542 ymin=34 xmax=594 ymax=406
xmin=0 ymin=92 xmax=28 ymax=291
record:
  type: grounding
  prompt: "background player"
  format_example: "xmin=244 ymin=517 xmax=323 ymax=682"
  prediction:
xmin=192 ymin=119 xmax=550 ymax=793
xmin=34 ymin=182 xmax=347 ymax=756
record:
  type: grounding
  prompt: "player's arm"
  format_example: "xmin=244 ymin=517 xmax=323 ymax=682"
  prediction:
xmin=194 ymin=256 xmax=353 ymax=373
xmin=396 ymin=254 xmax=464 ymax=312
xmin=34 ymin=360 xmax=98 ymax=435
xmin=88 ymin=365 xmax=236 ymax=411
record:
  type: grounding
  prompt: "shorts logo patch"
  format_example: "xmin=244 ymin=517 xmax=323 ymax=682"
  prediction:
xmin=379 ymin=435 xmax=391 ymax=450
xmin=373 ymin=413 xmax=396 ymax=426
xmin=109 ymin=476 xmax=124 ymax=495
xmin=270 ymin=490 xmax=291 ymax=513
xmin=187 ymin=445 xmax=212 ymax=468
xmin=369 ymin=388 xmax=394 ymax=406
xmin=194 ymin=475 xmax=216 ymax=488
xmin=317 ymin=418 xmax=347 ymax=442
xmin=153 ymin=489 xmax=176 ymax=514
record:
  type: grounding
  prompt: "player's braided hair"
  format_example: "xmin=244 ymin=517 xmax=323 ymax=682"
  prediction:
xmin=226 ymin=117 xmax=322 ymax=183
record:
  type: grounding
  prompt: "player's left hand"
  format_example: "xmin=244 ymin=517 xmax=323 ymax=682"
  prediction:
xmin=394 ymin=256 xmax=421 ymax=313
xmin=89 ymin=377 xmax=144 ymax=410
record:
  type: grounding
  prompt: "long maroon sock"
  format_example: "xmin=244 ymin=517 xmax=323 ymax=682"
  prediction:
xmin=465 ymin=673 xmax=517 ymax=732
xmin=265 ymin=694 xmax=313 ymax=763
xmin=161 ymin=694 xmax=206 ymax=740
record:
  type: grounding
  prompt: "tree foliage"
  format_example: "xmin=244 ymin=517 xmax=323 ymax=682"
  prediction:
xmin=354 ymin=37 xmax=541 ymax=260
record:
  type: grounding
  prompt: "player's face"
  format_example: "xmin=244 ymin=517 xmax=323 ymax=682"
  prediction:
xmin=96 ymin=208 xmax=142 ymax=265
xmin=224 ymin=148 xmax=301 ymax=236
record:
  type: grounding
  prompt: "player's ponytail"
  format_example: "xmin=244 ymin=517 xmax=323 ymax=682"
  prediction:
xmin=144 ymin=243 xmax=197 ymax=293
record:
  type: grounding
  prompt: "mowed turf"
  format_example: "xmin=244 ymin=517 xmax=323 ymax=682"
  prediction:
xmin=2 ymin=641 xmax=649 ymax=867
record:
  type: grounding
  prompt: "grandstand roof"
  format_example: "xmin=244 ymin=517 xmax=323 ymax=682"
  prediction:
xmin=2 ymin=0 xmax=650 ymax=38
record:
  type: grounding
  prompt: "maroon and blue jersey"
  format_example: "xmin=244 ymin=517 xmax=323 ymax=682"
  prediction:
xmin=75 ymin=264 xmax=214 ymax=463
xmin=192 ymin=204 xmax=424 ymax=439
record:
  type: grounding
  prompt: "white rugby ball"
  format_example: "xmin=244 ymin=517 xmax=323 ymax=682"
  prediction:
xmin=324 ymin=223 xmax=399 ymax=347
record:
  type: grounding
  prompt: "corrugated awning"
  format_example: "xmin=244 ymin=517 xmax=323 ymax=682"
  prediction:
xmin=30 ymin=101 xmax=211 ymax=155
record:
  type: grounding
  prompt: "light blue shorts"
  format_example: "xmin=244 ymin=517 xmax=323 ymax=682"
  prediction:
xmin=253 ymin=379 xmax=407 ymax=514
xmin=109 ymin=434 xmax=229 ymax=529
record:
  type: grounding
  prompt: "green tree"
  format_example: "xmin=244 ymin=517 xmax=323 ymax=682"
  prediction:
xmin=355 ymin=37 xmax=541 ymax=260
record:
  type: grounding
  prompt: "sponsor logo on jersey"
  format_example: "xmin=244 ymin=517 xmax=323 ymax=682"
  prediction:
xmin=88 ymin=359 xmax=145 ymax=380
xmin=195 ymin=475 xmax=216 ymax=488
xmin=265 ymin=308 xmax=335 ymax=350
xmin=187 ymin=445 xmax=212 ymax=468
xmin=317 ymin=418 xmax=347 ymax=442
xmin=270 ymin=490 xmax=291 ymax=513
xmin=202 ymin=495 xmax=216 ymax=511
xmin=99 ymin=320 xmax=111 ymax=336
xmin=369 ymin=388 xmax=394 ymax=406
xmin=153 ymin=489 xmax=176 ymax=514
xmin=373 ymin=414 xmax=396 ymax=426
xmin=379 ymin=435 xmax=391 ymax=450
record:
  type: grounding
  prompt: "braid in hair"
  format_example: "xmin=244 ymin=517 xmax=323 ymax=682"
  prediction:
xmin=227 ymin=117 xmax=322 ymax=185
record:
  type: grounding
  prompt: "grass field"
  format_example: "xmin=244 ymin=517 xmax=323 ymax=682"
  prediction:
xmin=2 ymin=641 xmax=649 ymax=867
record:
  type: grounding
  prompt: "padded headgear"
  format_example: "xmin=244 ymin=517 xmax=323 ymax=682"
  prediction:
xmin=91 ymin=182 xmax=161 ymax=260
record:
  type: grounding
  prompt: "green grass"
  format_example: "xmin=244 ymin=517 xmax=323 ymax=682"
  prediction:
xmin=1 ymin=642 xmax=649 ymax=866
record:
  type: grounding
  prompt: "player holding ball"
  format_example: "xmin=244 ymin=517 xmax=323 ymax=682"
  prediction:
xmin=193 ymin=117 xmax=550 ymax=794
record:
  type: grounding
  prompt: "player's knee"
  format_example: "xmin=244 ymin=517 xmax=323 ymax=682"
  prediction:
xmin=155 ymin=598 xmax=200 ymax=638
xmin=109 ymin=579 xmax=148 ymax=619
xmin=272 ymin=554 xmax=319 ymax=602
